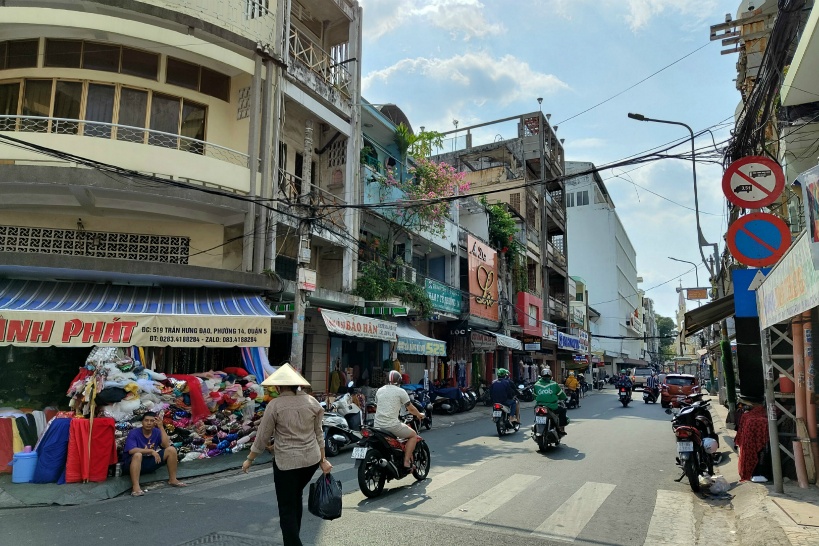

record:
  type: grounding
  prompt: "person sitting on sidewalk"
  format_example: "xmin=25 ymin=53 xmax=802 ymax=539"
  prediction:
xmin=123 ymin=411 xmax=186 ymax=496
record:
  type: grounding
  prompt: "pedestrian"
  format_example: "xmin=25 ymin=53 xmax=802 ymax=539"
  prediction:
xmin=241 ymin=363 xmax=332 ymax=546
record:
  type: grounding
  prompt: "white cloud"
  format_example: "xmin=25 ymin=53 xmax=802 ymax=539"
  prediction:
xmin=569 ymin=137 xmax=606 ymax=150
xmin=360 ymin=0 xmax=505 ymax=41
xmin=539 ymin=0 xmax=720 ymax=31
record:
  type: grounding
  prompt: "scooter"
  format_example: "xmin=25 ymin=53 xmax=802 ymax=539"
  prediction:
xmin=409 ymin=390 xmax=433 ymax=430
xmin=518 ymin=382 xmax=535 ymax=402
xmin=323 ymin=384 xmax=364 ymax=457
xmin=531 ymin=403 xmax=564 ymax=451
xmin=492 ymin=400 xmax=520 ymax=437
xmin=353 ymin=413 xmax=431 ymax=498
xmin=430 ymin=385 xmax=462 ymax=415
xmin=666 ymin=398 xmax=719 ymax=493
xmin=566 ymin=388 xmax=580 ymax=409
xmin=643 ymin=387 xmax=658 ymax=404
xmin=618 ymin=386 xmax=632 ymax=407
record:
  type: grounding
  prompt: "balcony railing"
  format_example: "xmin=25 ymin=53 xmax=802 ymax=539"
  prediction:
xmin=0 ymin=115 xmax=250 ymax=168
xmin=278 ymin=170 xmax=346 ymax=231
xmin=289 ymin=28 xmax=351 ymax=97
xmin=549 ymin=296 xmax=568 ymax=320
xmin=134 ymin=0 xmax=276 ymax=45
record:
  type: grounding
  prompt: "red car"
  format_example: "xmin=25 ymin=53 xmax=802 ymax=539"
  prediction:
xmin=660 ymin=374 xmax=699 ymax=408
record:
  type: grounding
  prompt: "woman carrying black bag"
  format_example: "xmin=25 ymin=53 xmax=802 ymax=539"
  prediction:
xmin=242 ymin=363 xmax=332 ymax=546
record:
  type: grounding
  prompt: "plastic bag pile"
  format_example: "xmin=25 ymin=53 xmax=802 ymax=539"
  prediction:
xmin=66 ymin=349 xmax=273 ymax=463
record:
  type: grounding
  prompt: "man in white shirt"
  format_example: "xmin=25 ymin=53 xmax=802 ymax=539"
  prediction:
xmin=374 ymin=370 xmax=425 ymax=468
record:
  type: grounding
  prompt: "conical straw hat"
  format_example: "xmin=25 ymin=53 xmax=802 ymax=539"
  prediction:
xmin=261 ymin=362 xmax=311 ymax=387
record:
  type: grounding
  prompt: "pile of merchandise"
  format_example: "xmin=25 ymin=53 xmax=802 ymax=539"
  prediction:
xmin=66 ymin=347 xmax=273 ymax=463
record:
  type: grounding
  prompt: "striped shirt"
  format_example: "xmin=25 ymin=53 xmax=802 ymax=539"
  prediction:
xmin=250 ymin=390 xmax=324 ymax=471
xmin=646 ymin=375 xmax=659 ymax=389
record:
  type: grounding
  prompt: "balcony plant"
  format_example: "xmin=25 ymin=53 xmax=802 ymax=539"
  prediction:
xmin=353 ymin=261 xmax=433 ymax=318
xmin=479 ymin=196 xmax=525 ymax=264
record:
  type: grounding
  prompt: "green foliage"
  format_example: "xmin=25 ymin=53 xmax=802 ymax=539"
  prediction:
xmin=479 ymin=196 xmax=525 ymax=263
xmin=393 ymin=123 xmax=413 ymax=163
xmin=656 ymin=315 xmax=678 ymax=359
xmin=353 ymin=261 xmax=433 ymax=318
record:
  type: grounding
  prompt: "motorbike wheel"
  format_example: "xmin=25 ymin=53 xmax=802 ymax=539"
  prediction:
xmin=512 ymin=420 xmax=520 ymax=433
xmin=357 ymin=451 xmax=386 ymax=498
xmin=684 ymin=456 xmax=701 ymax=493
xmin=496 ymin=420 xmax=505 ymax=437
xmin=536 ymin=435 xmax=547 ymax=452
xmin=466 ymin=392 xmax=477 ymax=411
xmin=446 ymin=401 xmax=458 ymax=415
xmin=325 ymin=437 xmax=339 ymax=457
xmin=423 ymin=419 xmax=431 ymax=431
xmin=621 ymin=399 xmax=630 ymax=407
xmin=412 ymin=443 xmax=431 ymax=481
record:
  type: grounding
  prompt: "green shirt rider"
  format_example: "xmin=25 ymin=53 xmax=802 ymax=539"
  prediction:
xmin=533 ymin=367 xmax=568 ymax=435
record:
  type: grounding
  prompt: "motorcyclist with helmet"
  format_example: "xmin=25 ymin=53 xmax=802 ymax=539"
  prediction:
xmin=490 ymin=368 xmax=520 ymax=424
xmin=533 ymin=367 xmax=568 ymax=435
xmin=564 ymin=371 xmax=581 ymax=408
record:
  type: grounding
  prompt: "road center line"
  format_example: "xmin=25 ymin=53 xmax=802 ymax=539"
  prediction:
xmin=532 ymin=482 xmax=616 ymax=542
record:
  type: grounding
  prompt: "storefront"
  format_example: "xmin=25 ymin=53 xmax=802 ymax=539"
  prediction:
xmin=424 ymin=278 xmax=464 ymax=386
xmin=395 ymin=320 xmax=446 ymax=385
xmin=557 ymin=331 xmax=581 ymax=381
xmin=541 ymin=320 xmax=559 ymax=376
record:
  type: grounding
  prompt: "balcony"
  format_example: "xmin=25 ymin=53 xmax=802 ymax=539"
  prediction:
xmin=289 ymin=27 xmax=352 ymax=103
xmin=549 ymin=296 xmax=568 ymax=321
xmin=0 ymin=115 xmax=252 ymax=193
xmin=278 ymin=170 xmax=346 ymax=231
xmin=133 ymin=0 xmax=276 ymax=46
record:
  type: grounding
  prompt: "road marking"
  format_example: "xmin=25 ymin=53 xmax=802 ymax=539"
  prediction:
xmin=417 ymin=468 xmax=475 ymax=494
xmin=174 ymin=467 xmax=273 ymax=495
xmin=532 ymin=482 xmax=616 ymax=542
xmin=644 ymin=490 xmax=695 ymax=546
xmin=441 ymin=473 xmax=537 ymax=524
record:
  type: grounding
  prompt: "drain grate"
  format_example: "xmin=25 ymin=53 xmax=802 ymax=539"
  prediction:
xmin=175 ymin=532 xmax=278 ymax=546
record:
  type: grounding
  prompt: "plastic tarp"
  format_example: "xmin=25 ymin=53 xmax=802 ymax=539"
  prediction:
xmin=477 ymin=330 xmax=523 ymax=350
xmin=396 ymin=321 xmax=446 ymax=356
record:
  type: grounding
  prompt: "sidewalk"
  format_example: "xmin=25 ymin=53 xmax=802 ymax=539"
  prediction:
xmin=709 ymin=401 xmax=819 ymax=546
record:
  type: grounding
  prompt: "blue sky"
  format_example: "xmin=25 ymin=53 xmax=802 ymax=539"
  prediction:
xmin=358 ymin=0 xmax=741 ymax=320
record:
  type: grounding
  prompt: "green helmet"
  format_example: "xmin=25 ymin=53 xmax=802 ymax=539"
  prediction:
xmin=497 ymin=368 xmax=509 ymax=378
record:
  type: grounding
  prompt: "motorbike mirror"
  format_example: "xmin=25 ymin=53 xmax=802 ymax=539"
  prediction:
xmin=347 ymin=381 xmax=355 ymax=388
xmin=664 ymin=408 xmax=672 ymax=415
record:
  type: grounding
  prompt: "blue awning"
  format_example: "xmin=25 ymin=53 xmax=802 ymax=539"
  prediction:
xmin=0 ymin=280 xmax=280 ymax=348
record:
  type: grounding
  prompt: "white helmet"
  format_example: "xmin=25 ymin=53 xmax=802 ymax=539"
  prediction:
xmin=702 ymin=437 xmax=719 ymax=454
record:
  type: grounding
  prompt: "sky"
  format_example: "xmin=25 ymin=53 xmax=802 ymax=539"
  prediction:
xmin=357 ymin=0 xmax=743 ymax=320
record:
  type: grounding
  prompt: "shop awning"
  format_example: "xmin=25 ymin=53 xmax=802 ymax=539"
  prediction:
xmin=683 ymin=294 xmax=735 ymax=338
xmin=396 ymin=321 xmax=446 ymax=356
xmin=0 ymin=279 xmax=280 ymax=348
xmin=320 ymin=309 xmax=397 ymax=342
xmin=478 ymin=330 xmax=523 ymax=350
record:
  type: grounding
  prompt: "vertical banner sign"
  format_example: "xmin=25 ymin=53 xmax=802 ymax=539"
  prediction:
xmin=799 ymin=164 xmax=819 ymax=269
xmin=467 ymin=235 xmax=499 ymax=322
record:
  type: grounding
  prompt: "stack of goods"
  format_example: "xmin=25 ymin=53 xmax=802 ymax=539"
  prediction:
xmin=0 ymin=408 xmax=56 ymax=474
xmin=65 ymin=348 xmax=273 ymax=466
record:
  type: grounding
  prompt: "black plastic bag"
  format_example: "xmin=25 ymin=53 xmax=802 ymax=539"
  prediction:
xmin=308 ymin=472 xmax=342 ymax=520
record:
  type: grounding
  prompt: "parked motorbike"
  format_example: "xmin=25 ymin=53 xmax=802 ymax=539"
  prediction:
xmin=323 ymin=384 xmax=364 ymax=457
xmin=618 ymin=386 xmax=632 ymax=407
xmin=353 ymin=413 xmax=431 ymax=498
xmin=643 ymin=387 xmax=658 ymax=404
xmin=478 ymin=383 xmax=493 ymax=406
xmin=518 ymin=382 xmax=535 ymax=402
xmin=461 ymin=387 xmax=478 ymax=410
xmin=531 ymin=403 xmax=563 ymax=451
xmin=666 ymin=398 xmax=720 ymax=493
xmin=566 ymin=388 xmax=580 ymax=409
xmin=430 ymin=385 xmax=462 ymax=415
xmin=409 ymin=389 xmax=433 ymax=430
xmin=492 ymin=400 xmax=520 ymax=437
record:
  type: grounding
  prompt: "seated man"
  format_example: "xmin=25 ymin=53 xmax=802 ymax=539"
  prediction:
xmin=374 ymin=370 xmax=425 ymax=469
xmin=123 ymin=411 xmax=186 ymax=496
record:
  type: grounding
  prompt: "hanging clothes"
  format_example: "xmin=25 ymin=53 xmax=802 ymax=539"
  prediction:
xmin=0 ymin=418 xmax=13 ymax=473
xmin=63 ymin=417 xmax=117 ymax=484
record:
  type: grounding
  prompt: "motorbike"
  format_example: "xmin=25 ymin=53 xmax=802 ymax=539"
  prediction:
xmin=461 ymin=386 xmax=478 ymax=410
xmin=478 ymin=383 xmax=493 ymax=406
xmin=531 ymin=403 xmax=564 ymax=451
xmin=566 ymin=388 xmax=580 ymax=409
xmin=643 ymin=387 xmax=658 ymax=404
xmin=409 ymin=389 xmax=433 ymax=430
xmin=518 ymin=382 xmax=535 ymax=402
xmin=322 ymin=386 xmax=364 ymax=457
xmin=492 ymin=400 xmax=520 ymax=437
xmin=666 ymin=398 xmax=719 ymax=493
xmin=618 ymin=386 xmax=632 ymax=407
xmin=430 ymin=385 xmax=462 ymax=415
xmin=353 ymin=413 xmax=431 ymax=498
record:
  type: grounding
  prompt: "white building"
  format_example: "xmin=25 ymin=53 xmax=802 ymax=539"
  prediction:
xmin=565 ymin=161 xmax=645 ymax=371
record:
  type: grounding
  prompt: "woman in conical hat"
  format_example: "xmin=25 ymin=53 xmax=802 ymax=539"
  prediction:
xmin=242 ymin=362 xmax=332 ymax=545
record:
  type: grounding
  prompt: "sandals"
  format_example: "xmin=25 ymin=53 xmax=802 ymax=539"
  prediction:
xmin=130 ymin=490 xmax=145 ymax=497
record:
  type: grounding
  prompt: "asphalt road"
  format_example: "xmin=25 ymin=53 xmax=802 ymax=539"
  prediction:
xmin=0 ymin=388 xmax=740 ymax=546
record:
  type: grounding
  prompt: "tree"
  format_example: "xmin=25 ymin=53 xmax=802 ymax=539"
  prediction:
xmin=656 ymin=315 xmax=678 ymax=361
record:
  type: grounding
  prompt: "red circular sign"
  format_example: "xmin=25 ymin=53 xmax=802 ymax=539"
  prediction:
xmin=726 ymin=212 xmax=791 ymax=267
xmin=722 ymin=156 xmax=785 ymax=209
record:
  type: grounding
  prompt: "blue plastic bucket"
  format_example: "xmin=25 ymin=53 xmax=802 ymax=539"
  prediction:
xmin=10 ymin=451 xmax=38 ymax=483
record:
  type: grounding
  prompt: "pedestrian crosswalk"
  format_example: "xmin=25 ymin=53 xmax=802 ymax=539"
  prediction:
xmin=168 ymin=461 xmax=733 ymax=545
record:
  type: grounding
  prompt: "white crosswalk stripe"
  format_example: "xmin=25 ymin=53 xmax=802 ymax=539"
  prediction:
xmin=644 ymin=490 xmax=695 ymax=546
xmin=173 ymin=467 xmax=273 ymax=495
xmin=532 ymin=482 xmax=616 ymax=542
xmin=441 ymin=473 xmax=538 ymax=524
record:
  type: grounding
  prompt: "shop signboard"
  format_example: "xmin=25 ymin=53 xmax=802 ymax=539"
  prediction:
xmin=320 ymin=309 xmax=397 ymax=341
xmin=397 ymin=337 xmax=447 ymax=356
xmin=757 ymin=232 xmax=819 ymax=329
xmin=578 ymin=330 xmax=589 ymax=354
xmin=470 ymin=331 xmax=497 ymax=352
xmin=467 ymin=235 xmax=499 ymax=322
xmin=0 ymin=312 xmax=272 ymax=347
xmin=525 ymin=342 xmax=541 ymax=351
xmin=558 ymin=331 xmax=580 ymax=351
xmin=799 ymin=164 xmax=819 ymax=269
xmin=542 ymin=321 xmax=558 ymax=342
xmin=425 ymin=278 xmax=462 ymax=315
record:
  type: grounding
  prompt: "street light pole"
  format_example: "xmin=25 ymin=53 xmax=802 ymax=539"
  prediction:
xmin=668 ymin=256 xmax=699 ymax=288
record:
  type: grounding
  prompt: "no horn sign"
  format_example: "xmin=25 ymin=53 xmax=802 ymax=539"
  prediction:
xmin=722 ymin=156 xmax=785 ymax=209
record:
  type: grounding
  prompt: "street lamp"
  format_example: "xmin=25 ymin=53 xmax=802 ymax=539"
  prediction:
xmin=668 ymin=256 xmax=699 ymax=287
xmin=627 ymin=113 xmax=713 ymax=278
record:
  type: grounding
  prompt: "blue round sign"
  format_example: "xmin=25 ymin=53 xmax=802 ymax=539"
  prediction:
xmin=726 ymin=212 xmax=791 ymax=267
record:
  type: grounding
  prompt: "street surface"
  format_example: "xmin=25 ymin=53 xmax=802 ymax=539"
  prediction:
xmin=0 ymin=389 xmax=739 ymax=546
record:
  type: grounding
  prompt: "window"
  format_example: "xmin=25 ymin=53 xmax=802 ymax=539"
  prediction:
xmin=0 ymin=83 xmax=19 ymax=130
xmin=149 ymin=93 xmax=181 ymax=148
xmin=45 ymin=40 xmax=83 ymax=68
xmin=43 ymin=39 xmax=159 ymax=80
xmin=509 ymin=192 xmax=521 ymax=213
xmin=52 ymin=81 xmax=82 ymax=134
xmin=577 ymin=190 xmax=589 ymax=206
xmin=82 ymin=42 xmax=120 ymax=73
xmin=121 ymin=47 xmax=159 ymax=80
xmin=528 ymin=304 xmax=538 ymax=326
xmin=180 ymin=101 xmax=206 ymax=154
xmin=247 ymin=0 xmax=270 ymax=18
xmin=84 ymin=84 xmax=115 ymax=138
xmin=117 ymin=87 xmax=148 ymax=141
xmin=5 ymin=40 xmax=38 ymax=69
xmin=166 ymin=57 xmax=230 ymax=101
xmin=21 ymin=80 xmax=52 ymax=132
xmin=566 ymin=192 xmax=575 ymax=207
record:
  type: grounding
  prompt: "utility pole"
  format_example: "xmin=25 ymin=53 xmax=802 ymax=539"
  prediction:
xmin=242 ymin=54 xmax=262 ymax=272
xmin=290 ymin=120 xmax=314 ymax=373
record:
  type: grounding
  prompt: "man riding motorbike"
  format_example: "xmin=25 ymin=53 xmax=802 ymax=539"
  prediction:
xmin=373 ymin=370 xmax=426 ymax=469
xmin=490 ymin=368 xmax=520 ymax=424
xmin=646 ymin=370 xmax=660 ymax=399
xmin=565 ymin=371 xmax=580 ymax=408
xmin=615 ymin=372 xmax=633 ymax=391
xmin=533 ymin=368 xmax=568 ymax=435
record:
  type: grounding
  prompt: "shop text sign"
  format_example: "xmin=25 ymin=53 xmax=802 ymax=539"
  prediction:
xmin=467 ymin=235 xmax=499 ymax=322
xmin=542 ymin=321 xmax=558 ymax=342
xmin=0 ymin=312 xmax=272 ymax=347
xmin=320 ymin=309 xmax=397 ymax=341
xmin=558 ymin=331 xmax=580 ymax=351
xmin=425 ymin=278 xmax=462 ymax=315
xmin=756 ymin=232 xmax=819 ymax=329
xmin=470 ymin=331 xmax=497 ymax=352
xmin=397 ymin=337 xmax=446 ymax=356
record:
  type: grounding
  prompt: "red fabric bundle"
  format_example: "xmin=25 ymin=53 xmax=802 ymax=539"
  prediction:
xmin=735 ymin=405 xmax=769 ymax=481
xmin=0 ymin=418 xmax=13 ymax=473
xmin=167 ymin=375 xmax=209 ymax=422
xmin=223 ymin=367 xmax=248 ymax=377
xmin=64 ymin=418 xmax=117 ymax=483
